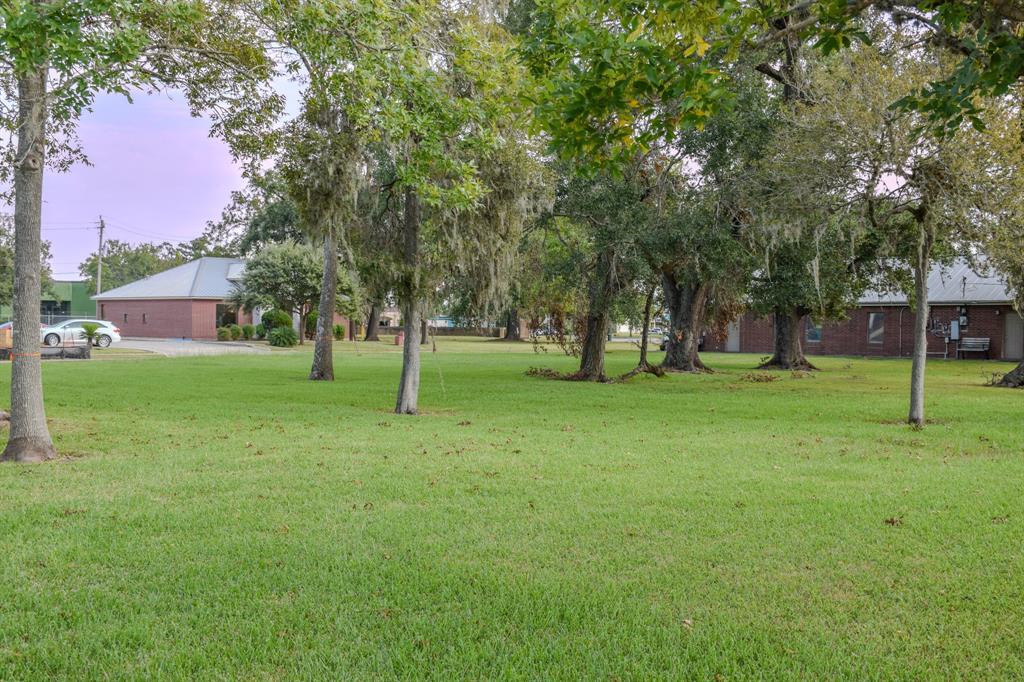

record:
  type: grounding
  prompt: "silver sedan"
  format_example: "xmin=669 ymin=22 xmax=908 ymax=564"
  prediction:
xmin=41 ymin=319 xmax=122 ymax=348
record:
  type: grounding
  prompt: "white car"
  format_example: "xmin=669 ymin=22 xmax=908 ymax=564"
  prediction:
xmin=41 ymin=319 xmax=122 ymax=348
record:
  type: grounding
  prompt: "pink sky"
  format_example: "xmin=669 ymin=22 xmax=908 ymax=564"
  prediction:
xmin=38 ymin=91 xmax=245 ymax=280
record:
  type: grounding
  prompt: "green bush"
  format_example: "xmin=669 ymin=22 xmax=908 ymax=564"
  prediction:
xmin=261 ymin=309 xmax=292 ymax=331
xmin=228 ymin=324 xmax=243 ymax=340
xmin=254 ymin=323 xmax=266 ymax=340
xmin=333 ymin=324 xmax=345 ymax=341
xmin=216 ymin=327 xmax=231 ymax=341
xmin=305 ymin=311 xmax=318 ymax=339
xmin=241 ymin=324 xmax=255 ymax=340
xmin=268 ymin=326 xmax=298 ymax=347
xmin=81 ymin=322 xmax=101 ymax=345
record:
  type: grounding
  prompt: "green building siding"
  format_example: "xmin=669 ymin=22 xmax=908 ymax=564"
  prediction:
xmin=69 ymin=281 xmax=93 ymax=316
xmin=0 ymin=280 xmax=92 ymax=320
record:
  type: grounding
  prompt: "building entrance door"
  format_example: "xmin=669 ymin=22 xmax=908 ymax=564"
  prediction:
xmin=1004 ymin=312 xmax=1023 ymax=361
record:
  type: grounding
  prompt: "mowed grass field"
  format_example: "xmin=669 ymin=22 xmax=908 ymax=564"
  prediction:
xmin=1 ymin=338 xmax=1022 ymax=680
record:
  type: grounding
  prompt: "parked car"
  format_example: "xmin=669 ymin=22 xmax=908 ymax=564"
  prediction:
xmin=41 ymin=319 xmax=121 ymax=348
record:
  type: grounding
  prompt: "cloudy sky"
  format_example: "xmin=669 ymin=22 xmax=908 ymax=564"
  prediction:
xmin=37 ymin=91 xmax=244 ymax=280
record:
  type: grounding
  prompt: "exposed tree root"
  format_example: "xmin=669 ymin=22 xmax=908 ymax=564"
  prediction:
xmin=661 ymin=357 xmax=713 ymax=374
xmin=997 ymin=361 xmax=1024 ymax=388
xmin=525 ymin=367 xmax=611 ymax=382
xmin=757 ymin=356 xmax=819 ymax=371
xmin=1 ymin=437 xmax=57 ymax=463
xmin=618 ymin=362 xmax=666 ymax=381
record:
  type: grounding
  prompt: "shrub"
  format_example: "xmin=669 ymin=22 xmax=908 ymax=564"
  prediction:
xmin=254 ymin=323 xmax=266 ymax=340
xmin=81 ymin=322 xmax=100 ymax=346
xmin=268 ymin=326 xmax=298 ymax=347
xmin=241 ymin=324 xmax=255 ymax=340
xmin=228 ymin=324 xmax=243 ymax=340
xmin=333 ymin=324 xmax=345 ymax=341
xmin=261 ymin=309 xmax=292 ymax=331
xmin=305 ymin=311 xmax=318 ymax=339
xmin=216 ymin=327 xmax=231 ymax=341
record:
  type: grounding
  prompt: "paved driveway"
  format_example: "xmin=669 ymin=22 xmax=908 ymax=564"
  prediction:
xmin=117 ymin=338 xmax=271 ymax=357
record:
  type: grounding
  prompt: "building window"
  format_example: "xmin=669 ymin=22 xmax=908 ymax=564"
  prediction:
xmin=867 ymin=312 xmax=885 ymax=345
xmin=100 ymin=304 xmax=105 ymax=320
xmin=123 ymin=313 xmax=128 ymax=323
xmin=142 ymin=313 xmax=147 ymax=324
xmin=806 ymin=319 xmax=822 ymax=343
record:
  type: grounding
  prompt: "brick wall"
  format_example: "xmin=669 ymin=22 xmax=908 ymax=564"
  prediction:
xmin=96 ymin=299 xmax=198 ymax=338
xmin=191 ymin=300 xmax=220 ymax=339
xmin=96 ymin=299 xmax=232 ymax=339
xmin=704 ymin=304 xmax=1017 ymax=360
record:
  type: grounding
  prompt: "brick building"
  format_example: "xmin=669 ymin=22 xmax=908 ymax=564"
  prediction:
xmin=704 ymin=260 xmax=1024 ymax=361
xmin=91 ymin=258 xmax=254 ymax=339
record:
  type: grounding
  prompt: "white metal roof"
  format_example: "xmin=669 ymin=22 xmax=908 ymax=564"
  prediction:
xmin=92 ymin=257 xmax=245 ymax=301
xmin=859 ymin=259 xmax=1012 ymax=306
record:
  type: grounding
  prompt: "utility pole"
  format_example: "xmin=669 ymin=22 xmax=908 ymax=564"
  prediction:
xmin=96 ymin=215 xmax=105 ymax=295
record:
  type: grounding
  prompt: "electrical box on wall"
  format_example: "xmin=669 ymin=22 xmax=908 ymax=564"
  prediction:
xmin=950 ymin=320 xmax=961 ymax=341
xmin=959 ymin=315 xmax=968 ymax=328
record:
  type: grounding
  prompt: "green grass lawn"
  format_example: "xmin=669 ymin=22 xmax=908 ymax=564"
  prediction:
xmin=1 ymin=339 xmax=1022 ymax=679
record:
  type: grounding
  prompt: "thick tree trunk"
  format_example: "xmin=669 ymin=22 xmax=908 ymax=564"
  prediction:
xmin=421 ymin=317 xmax=429 ymax=345
xmin=504 ymin=309 xmax=522 ymax=341
xmin=998 ymin=360 xmax=1024 ymax=388
xmin=908 ymin=246 xmax=931 ymax=425
xmin=395 ymin=188 xmax=422 ymax=415
xmin=576 ymin=311 xmax=610 ymax=381
xmin=759 ymin=307 xmax=817 ymax=370
xmin=3 ymin=64 xmax=56 ymax=463
xmin=573 ymin=249 xmax=617 ymax=381
xmin=309 ymin=233 xmax=337 ymax=381
xmin=661 ymin=271 xmax=709 ymax=372
xmin=364 ymin=302 xmax=381 ymax=341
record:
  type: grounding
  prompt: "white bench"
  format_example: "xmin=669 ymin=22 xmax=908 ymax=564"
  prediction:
xmin=956 ymin=337 xmax=990 ymax=359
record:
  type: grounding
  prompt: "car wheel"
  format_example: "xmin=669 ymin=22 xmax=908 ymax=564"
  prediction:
xmin=96 ymin=335 xmax=112 ymax=348
xmin=44 ymin=333 xmax=60 ymax=347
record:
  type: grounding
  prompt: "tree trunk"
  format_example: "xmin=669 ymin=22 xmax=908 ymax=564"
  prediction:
xmin=395 ymin=188 xmax=422 ymax=415
xmin=504 ymin=308 xmax=522 ymax=341
xmin=908 ymin=237 xmax=932 ymax=426
xmin=661 ymin=271 xmax=709 ymax=372
xmin=3 ymin=64 xmax=56 ymax=463
xmin=759 ymin=307 xmax=817 ymax=370
xmin=574 ymin=249 xmax=617 ymax=381
xmin=364 ymin=302 xmax=381 ymax=341
xmin=297 ymin=311 xmax=306 ymax=345
xmin=998 ymin=360 xmax=1024 ymax=388
xmin=309 ymin=233 xmax=337 ymax=381
xmin=421 ymin=317 xmax=429 ymax=345
xmin=576 ymin=311 xmax=610 ymax=380
xmin=620 ymin=285 xmax=664 ymax=379
xmin=639 ymin=288 xmax=652 ymax=368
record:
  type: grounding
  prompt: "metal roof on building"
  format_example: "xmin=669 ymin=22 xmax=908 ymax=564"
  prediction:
xmin=859 ymin=259 xmax=1012 ymax=306
xmin=92 ymin=257 xmax=246 ymax=301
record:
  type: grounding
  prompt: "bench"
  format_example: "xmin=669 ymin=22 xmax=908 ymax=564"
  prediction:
xmin=956 ymin=337 xmax=990 ymax=359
